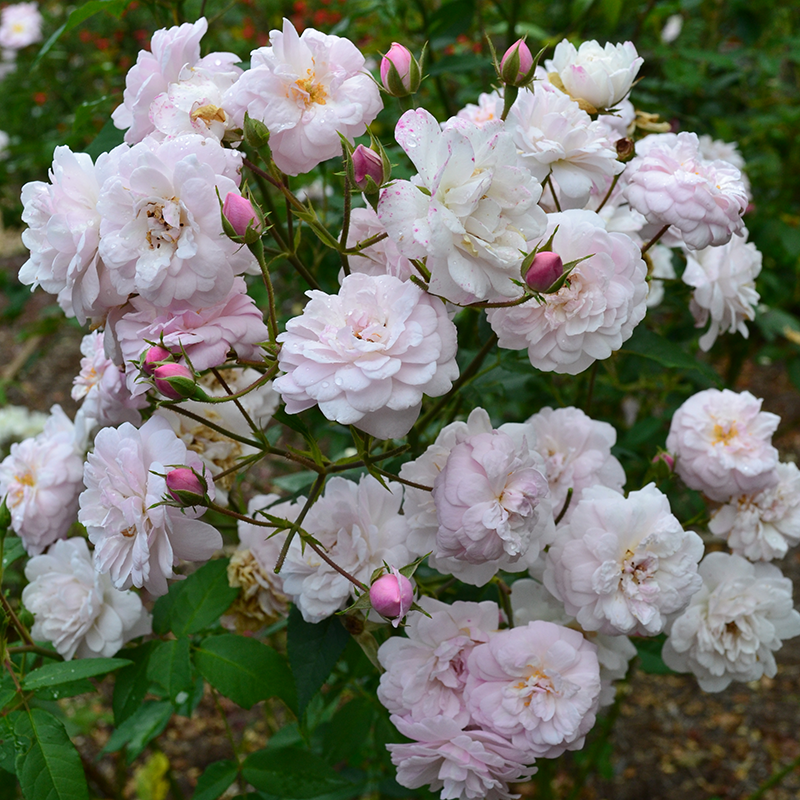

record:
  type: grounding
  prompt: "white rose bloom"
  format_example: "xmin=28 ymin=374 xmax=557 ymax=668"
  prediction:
xmin=697 ymin=134 xmax=751 ymax=199
xmin=544 ymin=484 xmax=704 ymax=636
xmin=682 ymin=229 xmax=761 ymax=351
xmin=0 ymin=2 xmax=42 ymax=50
xmin=281 ymin=475 xmax=410 ymax=623
xmin=23 ymin=538 xmax=151 ymax=660
xmin=709 ymin=462 xmax=800 ymax=561
xmin=546 ymin=40 xmax=643 ymax=112
xmin=663 ymin=552 xmax=800 ymax=691
xmin=0 ymin=406 xmax=48 ymax=447
xmin=487 ymin=210 xmax=648 ymax=375
xmin=505 ymin=82 xmax=623 ymax=209
xmin=378 ymin=108 xmax=547 ymax=304
xmin=455 ymin=91 xmax=504 ymax=128
xmin=666 ymin=388 xmax=780 ymax=502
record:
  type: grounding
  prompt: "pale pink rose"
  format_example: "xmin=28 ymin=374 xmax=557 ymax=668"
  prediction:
xmin=19 ymin=145 xmax=127 ymax=324
xmin=0 ymin=407 xmax=84 ymax=556
xmin=505 ymin=82 xmax=622 ymax=209
xmin=22 ymin=538 xmax=151 ymax=660
xmin=112 ymin=18 xmax=240 ymax=144
xmin=500 ymin=39 xmax=534 ymax=86
xmin=546 ymin=40 xmax=642 ymax=111
xmin=0 ymin=2 xmax=42 ymax=50
xmin=544 ymin=484 xmax=704 ymax=636
xmin=274 ymin=272 xmax=458 ymax=439
xmin=79 ymin=416 xmax=222 ymax=596
xmin=97 ymin=135 xmax=254 ymax=310
xmin=281 ymin=475 xmax=410 ymax=623
xmin=682 ymin=229 xmax=761 ymax=351
xmin=465 ymin=621 xmax=602 ymax=759
xmin=378 ymin=109 xmax=547 ymax=304
xmin=697 ymin=134 xmax=751 ymax=199
xmin=388 ymin=715 xmax=536 ymax=800
xmin=433 ymin=430 xmax=550 ymax=566
xmin=108 ymin=277 xmax=270 ymax=396
xmin=709 ymin=462 xmax=800 ymax=561
xmin=377 ymin=596 xmax=500 ymax=726
xmin=224 ymin=18 xmax=382 ymax=175
xmin=499 ymin=406 xmax=625 ymax=524
xmin=487 ymin=210 xmax=648 ymax=375
xmin=662 ymin=552 xmax=800 ymax=691
xmin=380 ymin=43 xmax=415 ymax=95
xmin=456 ymin=91 xmax=504 ymax=128
xmin=624 ymin=131 xmax=748 ymax=250
xmin=344 ymin=207 xmax=414 ymax=281
xmin=222 ymin=193 xmax=259 ymax=238
xmin=666 ymin=388 xmax=780 ymax=502
xmin=510 ymin=579 xmax=636 ymax=707
xmin=72 ymin=331 xmax=147 ymax=430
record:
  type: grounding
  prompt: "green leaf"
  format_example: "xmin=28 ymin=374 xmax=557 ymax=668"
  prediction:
xmin=22 ymin=658 xmax=131 ymax=691
xmin=2 ymin=537 xmax=25 ymax=570
xmin=101 ymin=701 xmax=173 ymax=763
xmin=242 ymin=746 xmax=352 ymax=799
xmin=193 ymin=634 xmax=296 ymax=711
xmin=152 ymin=558 xmax=238 ymax=636
xmin=147 ymin=638 xmax=193 ymax=704
xmin=34 ymin=0 xmax=135 ymax=66
xmin=287 ymin=607 xmax=350 ymax=716
xmin=321 ymin=697 xmax=376 ymax=765
xmin=621 ymin=327 xmax=721 ymax=385
xmin=15 ymin=708 xmax=89 ymax=800
xmin=193 ymin=759 xmax=239 ymax=800
xmin=634 ymin=636 xmax=676 ymax=675
xmin=35 ymin=679 xmax=95 ymax=701
xmin=113 ymin=642 xmax=155 ymax=726
xmin=0 ymin=714 xmax=18 ymax=775
xmin=84 ymin=117 xmax=126 ymax=160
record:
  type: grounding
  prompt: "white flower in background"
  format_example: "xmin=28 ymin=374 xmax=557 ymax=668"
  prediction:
xmin=624 ymin=131 xmax=748 ymax=250
xmin=378 ymin=108 xmax=547 ymax=304
xmin=0 ymin=405 xmax=48 ymax=447
xmin=465 ymin=621 xmax=601 ymax=759
xmin=388 ymin=715 xmax=536 ymax=800
xmin=682 ymin=229 xmax=761 ymax=351
xmin=72 ymin=331 xmax=147 ymax=430
xmin=112 ymin=18 xmax=241 ymax=144
xmin=511 ymin=579 xmax=637 ymax=707
xmin=660 ymin=15 xmax=684 ymax=44
xmin=506 ymin=82 xmax=622 ymax=209
xmin=344 ymin=207 xmax=414 ymax=282
xmin=709 ymin=462 xmax=800 ymax=561
xmin=500 ymin=405 xmax=625 ymax=524
xmin=545 ymin=40 xmax=643 ymax=112
xmin=662 ymin=552 xmax=800 ymax=691
xmin=666 ymin=388 xmax=780 ymax=502
xmin=281 ymin=475 xmax=410 ymax=623
xmin=0 ymin=406 xmax=84 ymax=556
xmin=645 ymin=243 xmax=676 ymax=308
xmin=274 ymin=272 xmax=458 ymax=439
xmin=224 ymin=18 xmax=382 ymax=175
xmin=19 ymin=145 xmax=128 ymax=324
xmin=22 ymin=538 xmax=151 ymax=660
xmin=0 ymin=130 xmax=9 ymax=160
xmin=697 ymin=134 xmax=750 ymax=199
xmin=544 ymin=484 xmax=704 ymax=636
xmin=97 ymin=135 xmax=254 ymax=310
xmin=0 ymin=2 xmax=42 ymax=50
xmin=455 ymin=91 xmax=504 ymax=127
xmin=487 ymin=210 xmax=648 ymax=375
xmin=79 ymin=416 xmax=222 ymax=596
xmin=377 ymin=596 xmax=500 ymax=726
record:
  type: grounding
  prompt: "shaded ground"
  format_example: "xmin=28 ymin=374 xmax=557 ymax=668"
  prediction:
xmin=1 ymin=233 xmax=799 ymax=800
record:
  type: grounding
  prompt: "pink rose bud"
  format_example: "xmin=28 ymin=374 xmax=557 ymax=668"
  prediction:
xmin=352 ymin=144 xmax=384 ymax=192
xmin=143 ymin=345 xmax=173 ymax=375
xmin=166 ymin=467 xmax=208 ymax=507
xmin=380 ymin=43 xmax=420 ymax=97
xmin=369 ymin=568 xmax=413 ymax=626
xmin=500 ymin=39 xmax=534 ymax=86
xmin=223 ymin=192 xmax=258 ymax=238
xmin=153 ymin=363 xmax=196 ymax=401
xmin=524 ymin=251 xmax=564 ymax=292
xmin=652 ymin=452 xmax=675 ymax=472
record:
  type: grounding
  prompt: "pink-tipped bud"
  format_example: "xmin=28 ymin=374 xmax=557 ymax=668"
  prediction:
xmin=524 ymin=251 xmax=564 ymax=292
xmin=370 ymin=568 xmax=413 ymax=626
xmin=166 ymin=467 xmax=208 ymax=507
xmin=380 ymin=43 xmax=420 ymax=97
xmin=223 ymin=192 xmax=259 ymax=238
xmin=153 ymin=363 xmax=196 ymax=401
xmin=652 ymin=452 xmax=675 ymax=472
xmin=143 ymin=345 xmax=173 ymax=375
xmin=500 ymin=39 xmax=534 ymax=87
xmin=352 ymin=145 xmax=384 ymax=192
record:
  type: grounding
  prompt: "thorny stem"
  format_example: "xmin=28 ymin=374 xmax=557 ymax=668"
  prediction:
xmin=305 ymin=539 xmax=369 ymax=592
xmin=211 ymin=452 xmax=267 ymax=483
xmin=327 ymin=444 xmax=410 ymax=474
xmin=543 ymin=173 xmax=562 ymax=212
xmin=252 ymin=241 xmax=280 ymax=343
xmin=339 ymin=145 xmax=352 ymax=276
xmin=641 ymin=224 xmax=670 ymax=255
xmin=210 ymin=685 xmax=241 ymax=766
xmin=7 ymin=645 xmax=62 ymax=660
xmin=553 ymin=487 xmax=574 ymax=526
xmin=495 ymin=578 xmax=514 ymax=628
xmin=160 ymin=404 xmax=261 ymax=449
xmin=370 ymin=466 xmax=432 ymax=492
xmin=343 ymin=232 xmax=388 ymax=254
xmin=595 ymin=172 xmax=621 ymax=213
xmin=211 ymin=367 xmax=261 ymax=439
xmin=584 ymin=360 xmax=599 ymax=415
xmin=0 ymin=592 xmax=34 ymax=647
xmin=274 ymin=473 xmax=327 ymax=574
